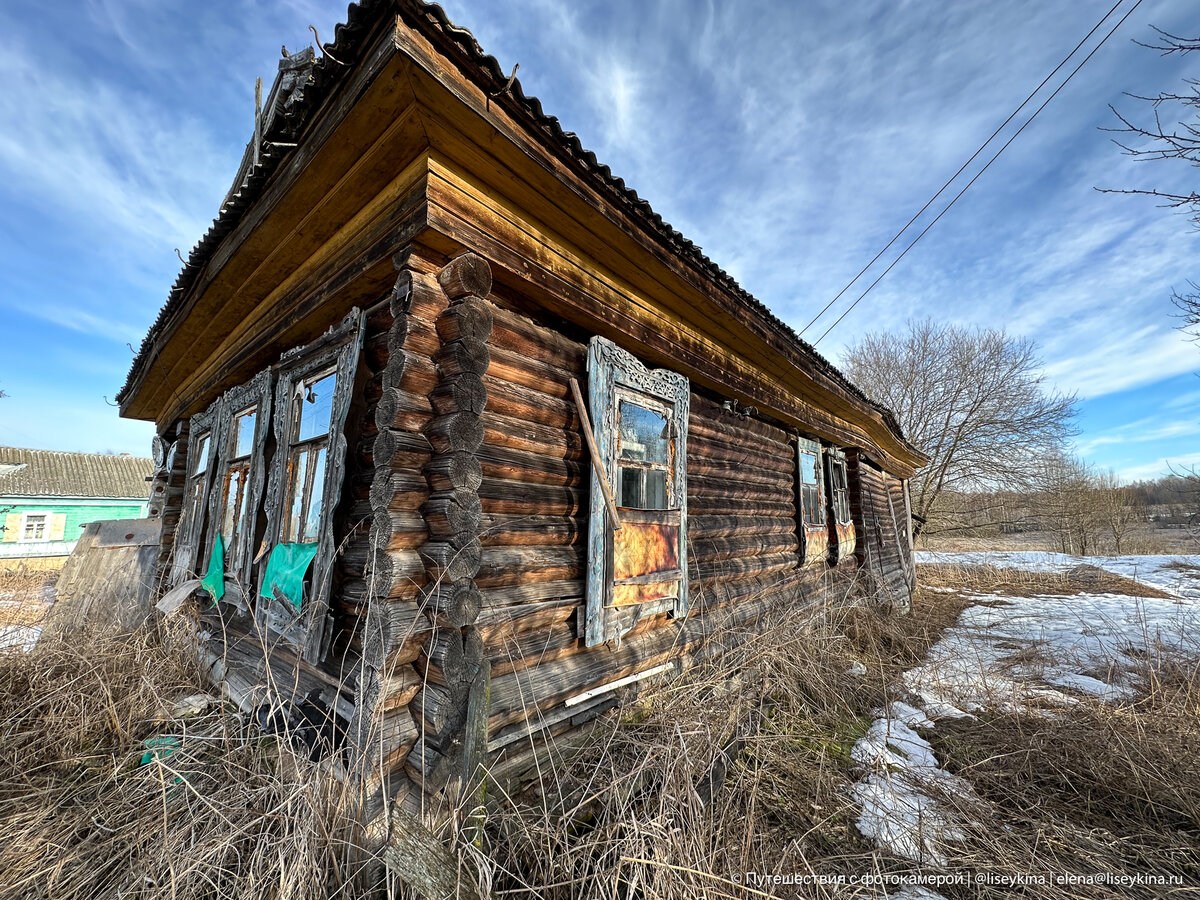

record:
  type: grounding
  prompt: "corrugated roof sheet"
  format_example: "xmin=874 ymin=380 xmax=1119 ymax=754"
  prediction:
xmin=116 ymin=0 xmax=913 ymax=455
xmin=0 ymin=447 xmax=153 ymax=500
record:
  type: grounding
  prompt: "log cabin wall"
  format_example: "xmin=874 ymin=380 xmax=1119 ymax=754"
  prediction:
xmin=464 ymin=285 xmax=868 ymax=796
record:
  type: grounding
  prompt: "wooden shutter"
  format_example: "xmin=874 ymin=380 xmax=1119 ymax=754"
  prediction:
xmin=2 ymin=513 xmax=19 ymax=543
xmin=584 ymin=337 xmax=689 ymax=648
xmin=48 ymin=514 xmax=67 ymax=542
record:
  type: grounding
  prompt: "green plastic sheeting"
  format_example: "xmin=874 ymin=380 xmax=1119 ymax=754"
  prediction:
xmin=200 ymin=534 xmax=225 ymax=602
xmin=260 ymin=542 xmax=319 ymax=610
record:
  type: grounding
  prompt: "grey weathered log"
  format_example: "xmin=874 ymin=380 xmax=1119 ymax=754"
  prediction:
xmin=423 ymin=579 xmax=482 ymax=627
xmin=435 ymin=296 xmax=493 ymax=343
xmin=427 ymin=413 xmax=484 ymax=454
xmin=436 ymin=252 xmax=492 ymax=300
xmin=423 ymin=489 xmax=483 ymax=537
xmin=429 ymin=374 xmax=487 ymax=416
xmin=434 ymin=339 xmax=490 ymax=378
xmin=421 ymin=541 xmax=482 ymax=583
xmin=424 ymin=453 xmax=483 ymax=493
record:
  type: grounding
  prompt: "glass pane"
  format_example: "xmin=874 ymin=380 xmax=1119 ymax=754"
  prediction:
xmin=297 ymin=372 xmax=337 ymax=442
xmin=619 ymin=467 xmax=643 ymax=508
xmin=24 ymin=516 xmax=46 ymax=540
xmin=285 ymin=449 xmax=309 ymax=543
xmin=303 ymin=446 xmax=327 ymax=543
xmin=799 ymin=451 xmax=817 ymax=485
xmin=618 ymin=401 xmax=669 ymax=465
xmin=192 ymin=434 xmax=210 ymax=475
xmin=231 ymin=408 xmax=257 ymax=458
xmin=644 ymin=470 xmax=667 ymax=509
xmin=801 ymin=484 xmax=820 ymax=525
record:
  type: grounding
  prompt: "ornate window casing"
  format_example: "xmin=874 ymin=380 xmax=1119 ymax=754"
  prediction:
xmin=825 ymin=448 xmax=856 ymax=564
xmin=796 ymin=436 xmax=829 ymax=567
xmin=204 ymin=369 xmax=273 ymax=588
xmin=259 ymin=311 xmax=362 ymax=662
xmin=585 ymin=337 xmax=689 ymax=648
xmin=175 ymin=406 xmax=217 ymax=581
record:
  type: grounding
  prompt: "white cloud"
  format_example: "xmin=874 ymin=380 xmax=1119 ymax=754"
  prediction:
xmin=1116 ymin=451 xmax=1200 ymax=483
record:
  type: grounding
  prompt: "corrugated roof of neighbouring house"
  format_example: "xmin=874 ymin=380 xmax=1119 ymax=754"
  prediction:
xmin=0 ymin=447 xmax=153 ymax=500
xmin=116 ymin=0 xmax=916 ymax=458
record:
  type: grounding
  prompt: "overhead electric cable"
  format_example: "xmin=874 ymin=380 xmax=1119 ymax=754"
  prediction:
xmin=811 ymin=0 xmax=1145 ymax=347
xmin=798 ymin=0 xmax=1129 ymax=338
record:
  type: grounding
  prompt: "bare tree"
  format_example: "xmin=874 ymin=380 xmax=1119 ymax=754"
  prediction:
xmin=1093 ymin=469 xmax=1142 ymax=554
xmin=842 ymin=319 xmax=1077 ymax=533
xmin=1035 ymin=452 xmax=1106 ymax=556
xmin=1103 ymin=29 xmax=1200 ymax=338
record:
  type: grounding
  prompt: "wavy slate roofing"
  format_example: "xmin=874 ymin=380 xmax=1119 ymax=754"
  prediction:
xmin=0 ymin=447 xmax=152 ymax=500
xmin=116 ymin=0 xmax=912 ymax=452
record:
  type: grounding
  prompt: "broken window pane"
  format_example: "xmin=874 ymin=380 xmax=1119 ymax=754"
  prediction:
xmin=618 ymin=401 xmax=669 ymax=465
xmin=285 ymin=449 xmax=309 ymax=544
xmin=297 ymin=372 xmax=336 ymax=442
xmin=303 ymin=446 xmax=327 ymax=543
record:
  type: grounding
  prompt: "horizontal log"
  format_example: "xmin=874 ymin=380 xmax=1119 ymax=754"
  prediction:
xmin=474 ymin=597 xmax=578 ymax=641
xmin=376 ymin=387 xmax=433 ymax=434
xmin=424 ymin=453 xmax=483 ymax=493
xmin=479 ymin=514 xmax=584 ymax=547
xmin=435 ymin=295 xmax=493 ymax=342
xmin=690 ymin=532 xmax=798 ymax=564
xmin=428 ymin=373 xmax=487 ymax=417
xmin=369 ymin=428 xmax=432 ymax=470
xmin=688 ymin=515 xmax=798 ymax=540
xmin=693 ymin=554 xmax=796 ymax=586
xmin=475 ymin=545 xmax=583 ymax=588
xmin=486 ymin=345 xmax=577 ymax=401
xmin=422 ymin=578 xmax=482 ymax=627
xmin=686 ymin=432 xmax=795 ymax=473
xmin=689 ymin=394 xmax=792 ymax=446
xmin=477 ymin=443 xmax=583 ymax=488
xmin=366 ymin=549 xmax=427 ymax=600
xmin=686 ymin=496 xmax=795 ymax=517
xmin=688 ymin=480 xmax=793 ymax=503
xmin=433 ymin=339 xmax=489 ymax=378
xmin=481 ymin=410 xmax=583 ymax=459
xmin=359 ymin=593 xmax=430 ymax=668
xmin=370 ymin=508 xmax=428 ymax=553
xmin=377 ymin=663 xmax=423 ymax=710
xmin=479 ymin=477 xmax=585 ymax=516
xmin=437 ymin=252 xmax=493 ymax=300
xmin=427 ymin=413 xmax=484 ymax=454
xmin=489 ymin=620 xmax=579 ymax=678
xmin=423 ymin=489 xmax=483 ymax=537
xmin=478 ymin=579 xmax=584 ymax=610
xmin=687 ymin=463 xmax=793 ymax=493
xmin=488 ymin=304 xmax=586 ymax=370
xmin=421 ymin=541 xmax=482 ymax=582
xmin=482 ymin=375 xmax=577 ymax=430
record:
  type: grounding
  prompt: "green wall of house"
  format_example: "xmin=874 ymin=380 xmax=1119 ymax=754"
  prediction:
xmin=0 ymin=497 xmax=148 ymax=559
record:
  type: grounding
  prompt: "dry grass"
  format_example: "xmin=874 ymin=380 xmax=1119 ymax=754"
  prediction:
xmin=918 ymin=561 xmax=1175 ymax=599
xmin=480 ymin=585 xmax=973 ymax=898
xmin=0 ymin=621 xmax=375 ymax=900
xmin=0 ymin=567 xmax=54 ymax=628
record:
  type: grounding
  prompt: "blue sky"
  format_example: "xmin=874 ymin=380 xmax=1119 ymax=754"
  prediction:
xmin=1 ymin=1 xmax=1198 ymax=482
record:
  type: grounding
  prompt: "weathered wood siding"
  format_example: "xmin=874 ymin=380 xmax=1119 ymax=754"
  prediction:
xmin=849 ymin=450 xmax=913 ymax=610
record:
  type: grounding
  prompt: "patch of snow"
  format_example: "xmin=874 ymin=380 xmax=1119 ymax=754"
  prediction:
xmin=851 ymin=703 xmax=974 ymax=865
xmin=0 ymin=625 xmax=41 ymax=652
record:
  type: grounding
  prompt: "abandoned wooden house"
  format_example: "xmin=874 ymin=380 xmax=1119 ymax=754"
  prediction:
xmin=117 ymin=0 xmax=925 ymax=805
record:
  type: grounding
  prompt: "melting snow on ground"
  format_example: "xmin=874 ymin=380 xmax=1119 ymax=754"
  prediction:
xmin=0 ymin=624 xmax=41 ymax=652
xmin=850 ymin=551 xmax=1200 ymax=884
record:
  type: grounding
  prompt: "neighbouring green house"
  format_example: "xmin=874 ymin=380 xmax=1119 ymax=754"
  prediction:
xmin=0 ymin=447 xmax=153 ymax=566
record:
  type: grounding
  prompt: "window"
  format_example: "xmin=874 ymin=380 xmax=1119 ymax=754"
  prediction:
xmin=174 ymin=410 xmax=216 ymax=582
xmin=796 ymin=436 xmax=829 ymax=567
xmin=824 ymin=448 xmax=857 ymax=564
xmin=21 ymin=514 xmax=46 ymax=542
xmin=260 ymin=312 xmax=362 ymax=661
xmin=584 ymin=337 xmax=690 ymax=648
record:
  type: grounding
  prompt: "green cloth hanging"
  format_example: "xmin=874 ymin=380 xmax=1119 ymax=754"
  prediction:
xmin=200 ymin=534 xmax=225 ymax=602
xmin=260 ymin=542 xmax=319 ymax=611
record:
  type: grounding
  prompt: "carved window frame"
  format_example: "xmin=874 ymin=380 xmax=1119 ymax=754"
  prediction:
xmin=174 ymin=402 xmax=219 ymax=583
xmin=585 ymin=337 xmax=690 ymax=648
xmin=201 ymin=368 xmax=273 ymax=590
xmin=259 ymin=310 xmax=363 ymax=663
xmin=824 ymin=448 xmax=857 ymax=564
xmin=796 ymin=436 xmax=829 ymax=567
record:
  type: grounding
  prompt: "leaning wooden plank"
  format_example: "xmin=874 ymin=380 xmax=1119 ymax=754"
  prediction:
xmin=382 ymin=805 xmax=487 ymax=900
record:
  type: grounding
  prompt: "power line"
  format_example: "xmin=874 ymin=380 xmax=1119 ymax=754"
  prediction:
xmin=799 ymin=0 xmax=1126 ymax=338
xmin=811 ymin=0 xmax=1145 ymax=347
